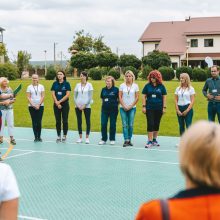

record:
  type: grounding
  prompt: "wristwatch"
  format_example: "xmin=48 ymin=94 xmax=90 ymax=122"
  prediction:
xmin=142 ymin=105 xmax=146 ymax=107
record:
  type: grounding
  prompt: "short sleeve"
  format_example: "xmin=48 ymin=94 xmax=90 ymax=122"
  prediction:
xmin=51 ymin=82 xmax=55 ymax=91
xmin=66 ymin=82 xmax=71 ymax=91
xmin=119 ymin=84 xmax=124 ymax=91
xmin=26 ymin=85 xmax=31 ymax=93
xmin=174 ymin=87 xmax=179 ymax=95
xmin=0 ymin=165 xmax=20 ymax=202
xmin=135 ymin=84 xmax=139 ymax=92
xmin=162 ymin=85 xmax=167 ymax=95
xmin=190 ymin=87 xmax=195 ymax=95
xmin=41 ymin=85 xmax=45 ymax=92
xmin=100 ymin=88 xmax=104 ymax=99
xmin=89 ymin=83 xmax=94 ymax=91
xmin=142 ymin=84 xmax=148 ymax=94
xmin=74 ymin=84 xmax=79 ymax=92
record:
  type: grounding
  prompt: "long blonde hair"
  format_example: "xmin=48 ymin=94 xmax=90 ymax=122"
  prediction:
xmin=179 ymin=73 xmax=191 ymax=89
xmin=180 ymin=120 xmax=220 ymax=188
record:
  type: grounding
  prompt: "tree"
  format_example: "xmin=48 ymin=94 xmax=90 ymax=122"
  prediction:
xmin=0 ymin=43 xmax=9 ymax=63
xmin=17 ymin=51 xmax=31 ymax=77
xmin=96 ymin=52 xmax=118 ymax=68
xmin=142 ymin=50 xmax=171 ymax=69
xmin=118 ymin=54 xmax=141 ymax=69
xmin=69 ymin=30 xmax=111 ymax=54
xmin=70 ymin=51 xmax=96 ymax=74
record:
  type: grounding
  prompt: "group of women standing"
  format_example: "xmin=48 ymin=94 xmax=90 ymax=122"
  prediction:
xmin=0 ymin=69 xmax=195 ymax=148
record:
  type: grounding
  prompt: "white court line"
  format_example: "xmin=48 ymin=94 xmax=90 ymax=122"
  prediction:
xmin=16 ymin=138 xmax=178 ymax=153
xmin=5 ymin=151 xmax=35 ymax=159
xmin=2 ymin=147 xmax=179 ymax=165
xmin=18 ymin=215 xmax=47 ymax=220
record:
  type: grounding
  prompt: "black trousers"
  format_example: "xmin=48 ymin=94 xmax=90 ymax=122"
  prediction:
xmin=75 ymin=108 xmax=91 ymax=135
xmin=29 ymin=106 xmax=44 ymax=139
xmin=53 ymin=102 xmax=69 ymax=136
xmin=146 ymin=109 xmax=163 ymax=132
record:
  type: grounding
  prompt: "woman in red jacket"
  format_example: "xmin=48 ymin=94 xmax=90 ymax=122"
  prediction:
xmin=136 ymin=120 xmax=220 ymax=220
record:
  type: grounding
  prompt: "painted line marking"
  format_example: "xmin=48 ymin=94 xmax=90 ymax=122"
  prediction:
xmin=5 ymin=151 xmax=35 ymax=159
xmin=18 ymin=215 xmax=47 ymax=220
xmin=1 ymin=148 xmax=179 ymax=165
xmin=15 ymin=138 xmax=178 ymax=153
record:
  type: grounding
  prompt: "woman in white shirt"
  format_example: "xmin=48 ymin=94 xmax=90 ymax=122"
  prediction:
xmin=119 ymin=70 xmax=139 ymax=147
xmin=0 ymin=163 xmax=20 ymax=220
xmin=27 ymin=74 xmax=45 ymax=142
xmin=175 ymin=73 xmax=195 ymax=135
xmin=74 ymin=71 xmax=93 ymax=144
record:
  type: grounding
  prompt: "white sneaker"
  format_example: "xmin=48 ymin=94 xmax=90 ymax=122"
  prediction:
xmin=110 ymin=141 xmax=115 ymax=145
xmin=175 ymin=143 xmax=179 ymax=147
xmin=76 ymin=138 xmax=82 ymax=143
xmin=99 ymin=140 xmax=106 ymax=145
xmin=85 ymin=138 xmax=90 ymax=144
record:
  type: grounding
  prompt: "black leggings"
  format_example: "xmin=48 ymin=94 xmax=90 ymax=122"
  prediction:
xmin=146 ymin=109 xmax=163 ymax=132
xmin=29 ymin=106 xmax=44 ymax=139
xmin=75 ymin=108 xmax=91 ymax=135
xmin=53 ymin=102 xmax=69 ymax=136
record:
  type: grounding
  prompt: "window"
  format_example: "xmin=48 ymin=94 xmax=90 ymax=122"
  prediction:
xmin=204 ymin=39 xmax=213 ymax=47
xmin=155 ymin=43 xmax=159 ymax=50
xmin=190 ymin=39 xmax=198 ymax=47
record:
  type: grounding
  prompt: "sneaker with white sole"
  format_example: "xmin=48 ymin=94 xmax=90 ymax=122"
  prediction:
xmin=145 ymin=141 xmax=153 ymax=148
xmin=152 ymin=139 xmax=160 ymax=147
xmin=99 ymin=140 xmax=106 ymax=145
xmin=85 ymin=138 xmax=90 ymax=144
xmin=76 ymin=138 xmax=82 ymax=143
xmin=110 ymin=141 xmax=115 ymax=145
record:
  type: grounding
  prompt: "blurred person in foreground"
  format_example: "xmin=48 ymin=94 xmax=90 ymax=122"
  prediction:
xmin=136 ymin=120 xmax=220 ymax=220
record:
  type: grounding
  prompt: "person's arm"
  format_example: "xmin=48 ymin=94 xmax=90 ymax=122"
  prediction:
xmin=202 ymin=80 xmax=213 ymax=100
xmin=182 ymin=93 xmax=195 ymax=116
xmin=58 ymin=91 xmax=70 ymax=104
xmin=27 ymin=92 xmax=35 ymax=107
xmin=119 ymin=91 xmax=127 ymax=111
xmin=39 ymin=90 xmax=45 ymax=106
xmin=162 ymin=95 xmax=166 ymax=114
xmin=174 ymin=94 xmax=182 ymax=116
xmin=0 ymin=198 xmax=18 ymax=220
xmin=51 ymin=91 xmax=59 ymax=106
xmin=129 ymin=91 xmax=139 ymax=110
xmin=142 ymin=94 xmax=146 ymax=114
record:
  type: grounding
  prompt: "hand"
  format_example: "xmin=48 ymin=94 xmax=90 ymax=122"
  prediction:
xmin=214 ymin=95 xmax=220 ymax=101
xmin=58 ymin=104 xmax=62 ymax=109
xmin=207 ymin=94 xmax=214 ymax=100
xmin=55 ymin=100 xmax=60 ymax=106
xmin=182 ymin=110 xmax=189 ymax=116
xmin=3 ymin=100 xmax=10 ymax=106
xmin=177 ymin=110 xmax=182 ymax=116
xmin=162 ymin=108 xmax=166 ymax=114
xmin=142 ymin=107 xmax=146 ymax=114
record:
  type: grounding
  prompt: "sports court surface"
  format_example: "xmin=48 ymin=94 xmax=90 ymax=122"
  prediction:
xmin=1 ymin=127 xmax=184 ymax=220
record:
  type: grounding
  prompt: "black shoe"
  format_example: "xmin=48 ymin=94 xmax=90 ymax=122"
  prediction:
xmin=123 ymin=141 xmax=129 ymax=147
xmin=38 ymin=138 xmax=42 ymax=142
xmin=62 ymin=136 xmax=66 ymax=142
xmin=34 ymin=138 xmax=38 ymax=142
xmin=128 ymin=141 xmax=133 ymax=146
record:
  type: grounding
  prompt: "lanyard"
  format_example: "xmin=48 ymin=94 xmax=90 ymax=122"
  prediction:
xmin=180 ymin=87 xmax=186 ymax=97
xmin=126 ymin=84 xmax=132 ymax=95
xmin=33 ymin=85 xmax=38 ymax=96
xmin=81 ymin=83 xmax=86 ymax=94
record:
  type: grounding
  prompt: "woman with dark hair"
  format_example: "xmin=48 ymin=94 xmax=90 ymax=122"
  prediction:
xmin=99 ymin=76 xmax=119 ymax=145
xmin=51 ymin=71 xmax=71 ymax=142
xmin=74 ymin=71 xmax=93 ymax=144
xmin=142 ymin=70 xmax=167 ymax=148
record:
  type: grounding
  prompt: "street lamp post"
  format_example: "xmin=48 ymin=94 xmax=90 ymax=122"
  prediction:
xmin=54 ymin=42 xmax=58 ymax=66
xmin=186 ymin=39 xmax=190 ymax=66
xmin=44 ymin=50 xmax=47 ymax=76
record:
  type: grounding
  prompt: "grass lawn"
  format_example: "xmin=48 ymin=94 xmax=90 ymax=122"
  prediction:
xmin=10 ymin=78 xmax=208 ymax=137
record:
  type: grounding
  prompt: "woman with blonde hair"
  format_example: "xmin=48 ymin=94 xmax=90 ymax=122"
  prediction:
xmin=119 ymin=70 xmax=139 ymax=147
xmin=0 ymin=77 xmax=16 ymax=145
xmin=99 ymin=76 xmax=119 ymax=145
xmin=175 ymin=73 xmax=195 ymax=135
xmin=136 ymin=120 xmax=220 ymax=219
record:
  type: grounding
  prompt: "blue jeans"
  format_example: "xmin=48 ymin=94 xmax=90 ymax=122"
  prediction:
xmin=177 ymin=104 xmax=193 ymax=135
xmin=208 ymin=102 xmax=220 ymax=123
xmin=120 ymin=107 xmax=136 ymax=141
xmin=101 ymin=110 xmax=118 ymax=141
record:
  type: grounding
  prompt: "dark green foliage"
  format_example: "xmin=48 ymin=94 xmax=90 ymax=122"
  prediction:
xmin=142 ymin=50 xmax=171 ymax=69
xmin=108 ymin=69 xmax=120 ymax=80
xmin=96 ymin=52 xmax=118 ymax=68
xmin=123 ymin=66 xmax=138 ymax=80
xmin=176 ymin=66 xmax=193 ymax=79
xmin=192 ymin=68 xmax=208 ymax=81
xmin=0 ymin=63 xmax=19 ymax=80
xmin=158 ymin=66 xmax=175 ymax=81
xmin=45 ymin=66 xmax=56 ymax=80
xmin=118 ymin=54 xmax=141 ymax=69
xmin=89 ymin=67 xmax=102 ymax=80
xmin=141 ymin=65 xmax=153 ymax=80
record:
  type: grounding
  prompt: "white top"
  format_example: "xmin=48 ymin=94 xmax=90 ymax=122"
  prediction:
xmin=119 ymin=82 xmax=139 ymax=108
xmin=74 ymin=82 xmax=94 ymax=108
xmin=175 ymin=86 xmax=195 ymax=106
xmin=0 ymin=163 xmax=20 ymax=203
xmin=26 ymin=84 xmax=45 ymax=106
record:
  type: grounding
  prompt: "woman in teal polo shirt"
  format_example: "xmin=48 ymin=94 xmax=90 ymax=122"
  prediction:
xmin=51 ymin=71 xmax=71 ymax=142
xmin=142 ymin=70 xmax=167 ymax=148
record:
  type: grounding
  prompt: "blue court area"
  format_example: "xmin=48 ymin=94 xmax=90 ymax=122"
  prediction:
xmin=0 ymin=128 xmax=184 ymax=220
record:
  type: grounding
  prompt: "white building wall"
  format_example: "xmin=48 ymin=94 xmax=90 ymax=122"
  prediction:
xmin=143 ymin=42 xmax=160 ymax=56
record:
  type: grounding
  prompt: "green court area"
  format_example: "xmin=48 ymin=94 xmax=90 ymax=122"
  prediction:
xmin=0 ymin=128 xmax=184 ymax=220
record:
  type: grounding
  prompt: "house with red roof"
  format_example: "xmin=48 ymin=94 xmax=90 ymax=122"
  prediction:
xmin=139 ymin=17 xmax=220 ymax=68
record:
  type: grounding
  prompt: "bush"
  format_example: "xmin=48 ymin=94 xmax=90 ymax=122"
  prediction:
xmin=141 ymin=65 xmax=153 ymax=80
xmin=158 ymin=66 xmax=175 ymax=81
xmin=123 ymin=66 xmax=138 ymax=79
xmin=176 ymin=66 xmax=192 ymax=80
xmin=0 ymin=63 xmax=19 ymax=80
xmin=108 ymin=69 xmax=120 ymax=80
xmin=45 ymin=66 xmax=56 ymax=80
xmin=118 ymin=54 xmax=141 ymax=69
xmin=88 ymin=67 xmax=102 ymax=80
xmin=192 ymin=68 xmax=208 ymax=81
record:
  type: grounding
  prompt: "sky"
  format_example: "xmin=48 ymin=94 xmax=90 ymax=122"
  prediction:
xmin=1 ymin=0 xmax=220 ymax=61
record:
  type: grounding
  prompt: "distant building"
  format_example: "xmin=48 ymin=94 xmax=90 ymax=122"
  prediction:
xmin=139 ymin=17 xmax=220 ymax=68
